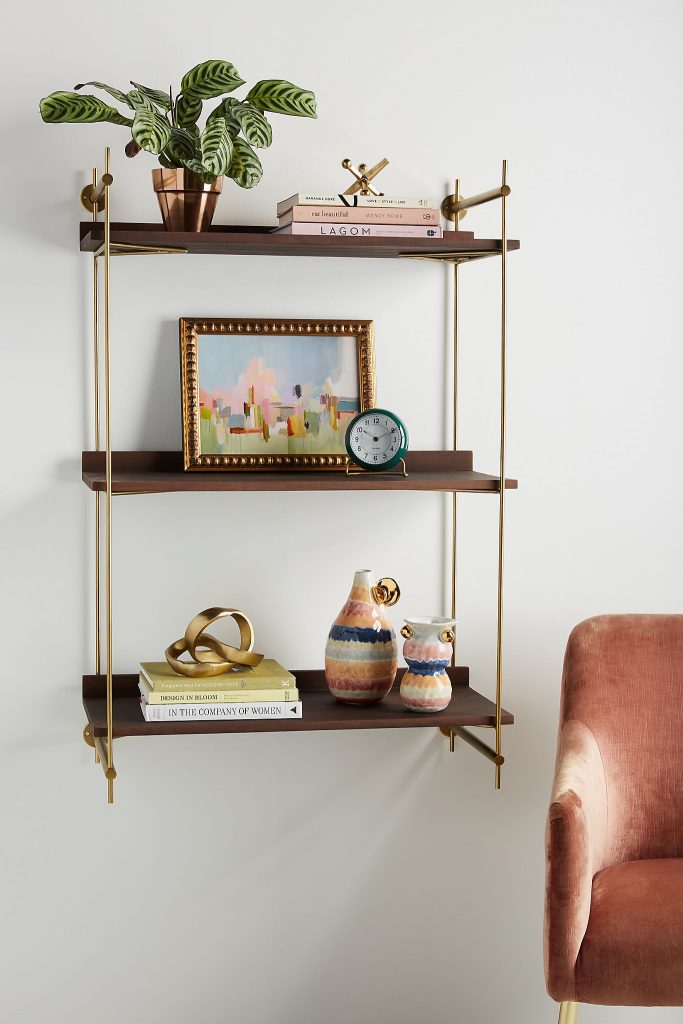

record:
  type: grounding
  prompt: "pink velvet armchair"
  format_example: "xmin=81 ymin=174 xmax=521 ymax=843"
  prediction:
xmin=545 ymin=614 xmax=683 ymax=1022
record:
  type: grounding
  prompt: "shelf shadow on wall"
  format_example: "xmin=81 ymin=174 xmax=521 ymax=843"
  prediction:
xmin=137 ymin=320 xmax=183 ymax=451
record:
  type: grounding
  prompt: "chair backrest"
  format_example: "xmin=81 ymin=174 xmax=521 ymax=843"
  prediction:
xmin=561 ymin=614 xmax=683 ymax=863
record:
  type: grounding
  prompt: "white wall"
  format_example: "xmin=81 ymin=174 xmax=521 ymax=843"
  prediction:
xmin=2 ymin=2 xmax=682 ymax=1021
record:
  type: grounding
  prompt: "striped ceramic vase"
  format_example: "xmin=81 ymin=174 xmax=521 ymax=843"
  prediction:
xmin=325 ymin=570 xmax=398 ymax=703
xmin=399 ymin=617 xmax=456 ymax=712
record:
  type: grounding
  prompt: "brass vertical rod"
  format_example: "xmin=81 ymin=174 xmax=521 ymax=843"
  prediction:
xmin=92 ymin=168 xmax=102 ymax=677
xmin=450 ymin=178 xmax=461 ymax=665
xmin=103 ymin=147 xmax=114 ymax=804
xmin=494 ymin=160 xmax=508 ymax=790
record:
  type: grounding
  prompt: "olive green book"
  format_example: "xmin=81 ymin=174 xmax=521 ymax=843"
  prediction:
xmin=138 ymin=677 xmax=299 ymax=704
xmin=140 ymin=659 xmax=296 ymax=693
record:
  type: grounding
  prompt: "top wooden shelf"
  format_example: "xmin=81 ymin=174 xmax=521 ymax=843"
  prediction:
xmin=79 ymin=222 xmax=520 ymax=262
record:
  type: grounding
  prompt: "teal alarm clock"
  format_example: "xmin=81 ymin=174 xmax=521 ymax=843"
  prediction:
xmin=345 ymin=408 xmax=409 ymax=471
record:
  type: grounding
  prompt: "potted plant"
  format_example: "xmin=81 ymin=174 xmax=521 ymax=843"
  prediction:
xmin=40 ymin=60 xmax=317 ymax=231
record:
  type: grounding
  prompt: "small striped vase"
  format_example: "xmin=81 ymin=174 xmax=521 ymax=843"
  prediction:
xmin=325 ymin=570 xmax=398 ymax=704
xmin=399 ymin=617 xmax=456 ymax=713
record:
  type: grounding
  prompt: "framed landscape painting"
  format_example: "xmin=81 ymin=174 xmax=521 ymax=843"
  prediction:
xmin=180 ymin=318 xmax=376 ymax=470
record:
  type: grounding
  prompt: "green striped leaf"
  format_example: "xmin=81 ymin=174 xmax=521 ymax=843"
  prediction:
xmin=200 ymin=117 xmax=233 ymax=177
xmin=163 ymin=127 xmax=198 ymax=166
xmin=183 ymin=159 xmax=217 ymax=184
xmin=131 ymin=108 xmax=171 ymax=154
xmin=246 ymin=80 xmax=317 ymax=118
xmin=228 ymin=137 xmax=263 ymax=189
xmin=206 ymin=96 xmax=236 ymax=122
xmin=175 ymin=93 xmax=203 ymax=128
xmin=40 ymin=91 xmax=133 ymax=127
xmin=130 ymin=81 xmax=171 ymax=110
xmin=205 ymin=97 xmax=240 ymax=136
xmin=181 ymin=60 xmax=244 ymax=101
xmin=127 ymin=89 xmax=156 ymax=112
xmin=74 ymin=81 xmax=131 ymax=107
xmin=233 ymin=102 xmax=272 ymax=148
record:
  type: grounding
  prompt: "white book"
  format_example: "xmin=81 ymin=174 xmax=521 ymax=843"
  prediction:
xmin=140 ymin=700 xmax=303 ymax=722
xmin=276 ymin=193 xmax=433 ymax=216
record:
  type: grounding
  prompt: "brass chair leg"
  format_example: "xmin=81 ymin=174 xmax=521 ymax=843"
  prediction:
xmin=558 ymin=1002 xmax=579 ymax=1024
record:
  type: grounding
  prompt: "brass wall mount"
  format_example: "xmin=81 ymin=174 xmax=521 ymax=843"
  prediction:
xmin=441 ymin=183 xmax=510 ymax=222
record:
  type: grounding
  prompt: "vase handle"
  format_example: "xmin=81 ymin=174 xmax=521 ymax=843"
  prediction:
xmin=372 ymin=577 xmax=400 ymax=607
xmin=439 ymin=628 xmax=455 ymax=644
xmin=400 ymin=624 xmax=414 ymax=639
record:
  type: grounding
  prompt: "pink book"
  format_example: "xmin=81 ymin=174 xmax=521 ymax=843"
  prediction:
xmin=274 ymin=223 xmax=443 ymax=238
xmin=279 ymin=205 xmax=441 ymax=226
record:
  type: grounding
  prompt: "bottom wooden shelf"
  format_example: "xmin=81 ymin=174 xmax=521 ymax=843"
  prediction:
xmin=83 ymin=667 xmax=513 ymax=738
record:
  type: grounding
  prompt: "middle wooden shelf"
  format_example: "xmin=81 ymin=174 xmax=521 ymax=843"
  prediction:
xmin=83 ymin=667 xmax=514 ymax=738
xmin=82 ymin=450 xmax=518 ymax=494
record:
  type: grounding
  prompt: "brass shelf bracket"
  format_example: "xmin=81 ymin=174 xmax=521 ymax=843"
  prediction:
xmin=439 ymin=725 xmax=505 ymax=767
xmin=439 ymin=162 xmax=511 ymax=789
xmin=85 ymin=150 xmax=116 ymax=804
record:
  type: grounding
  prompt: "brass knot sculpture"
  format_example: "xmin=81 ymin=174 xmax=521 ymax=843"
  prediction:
xmin=165 ymin=607 xmax=264 ymax=678
xmin=341 ymin=157 xmax=389 ymax=196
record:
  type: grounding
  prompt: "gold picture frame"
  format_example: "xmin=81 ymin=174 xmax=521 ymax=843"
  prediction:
xmin=180 ymin=318 xmax=376 ymax=471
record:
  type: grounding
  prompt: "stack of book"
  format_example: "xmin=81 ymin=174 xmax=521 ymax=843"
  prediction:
xmin=273 ymin=192 xmax=442 ymax=239
xmin=139 ymin=659 xmax=302 ymax=722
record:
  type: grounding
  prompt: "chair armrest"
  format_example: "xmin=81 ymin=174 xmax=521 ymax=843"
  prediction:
xmin=544 ymin=719 xmax=609 ymax=1001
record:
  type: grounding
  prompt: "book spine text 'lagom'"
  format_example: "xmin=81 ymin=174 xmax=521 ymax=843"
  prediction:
xmin=275 ymin=223 xmax=442 ymax=238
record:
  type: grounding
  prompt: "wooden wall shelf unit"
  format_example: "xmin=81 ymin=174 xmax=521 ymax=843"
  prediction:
xmin=80 ymin=149 xmax=518 ymax=803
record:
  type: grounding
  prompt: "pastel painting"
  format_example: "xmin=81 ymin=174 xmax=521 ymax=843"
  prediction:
xmin=197 ymin=333 xmax=362 ymax=457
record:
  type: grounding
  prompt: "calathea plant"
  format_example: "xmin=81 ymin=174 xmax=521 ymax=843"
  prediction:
xmin=39 ymin=59 xmax=317 ymax=188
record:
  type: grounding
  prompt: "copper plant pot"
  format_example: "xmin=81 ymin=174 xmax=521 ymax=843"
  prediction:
xmin=152 ymin=169 xmax=223 ymax=231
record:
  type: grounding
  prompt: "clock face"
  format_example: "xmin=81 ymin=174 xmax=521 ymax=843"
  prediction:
xmin=345 ymin=408 xmax=409 ymax=471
